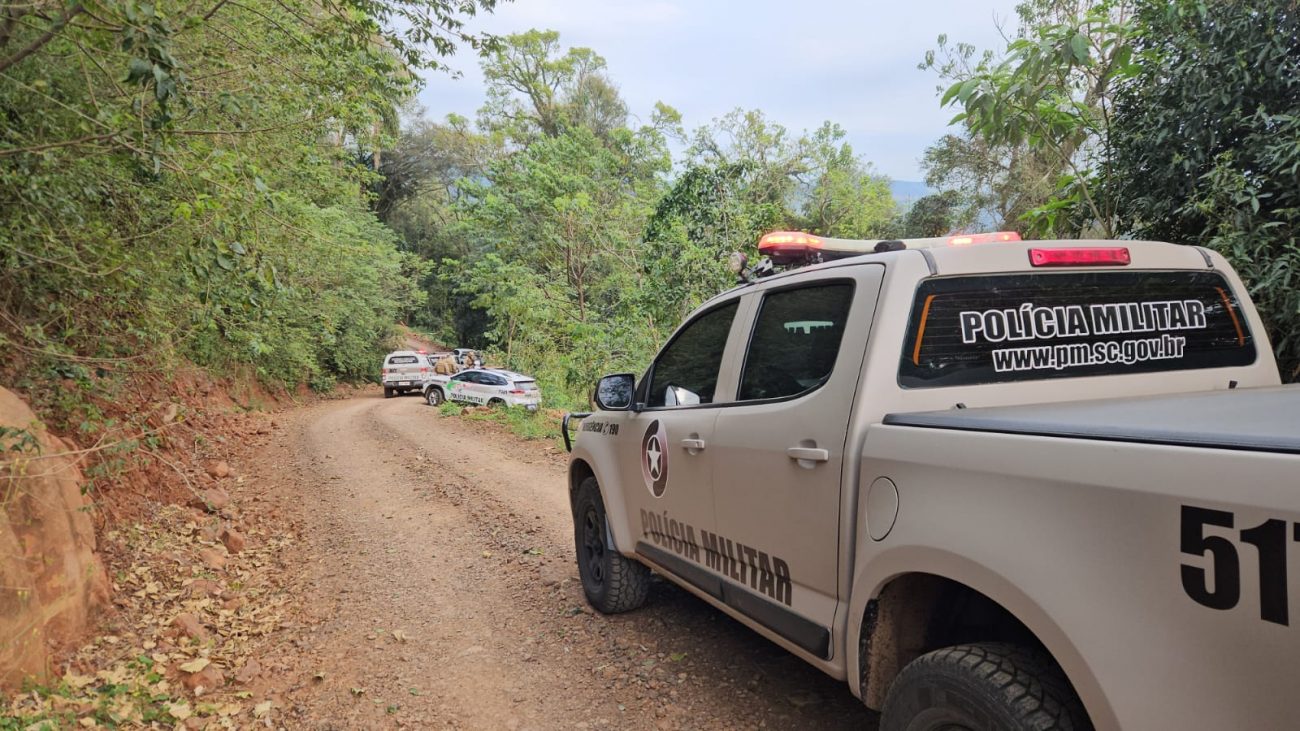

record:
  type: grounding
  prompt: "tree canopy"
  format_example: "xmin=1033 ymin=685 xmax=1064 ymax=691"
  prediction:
xmin=925 ymin=0 xmax=1300 ymax=380
xmin=376 ymin=33 xmax=902 ymax=401
xmin=1 ymin=0 xmax=497 ymax=407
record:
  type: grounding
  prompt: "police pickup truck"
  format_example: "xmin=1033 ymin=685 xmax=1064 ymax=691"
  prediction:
xmin=563 ymin=231 xmax=1300 ymax=731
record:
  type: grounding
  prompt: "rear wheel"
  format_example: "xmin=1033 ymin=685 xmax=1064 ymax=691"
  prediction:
xmin=572 ymin=477 xmax=649 ymax=614
xmin=383 ymin=387 xmax=394 ymax=399
xmin=426 ymin=387 xmax=444 ymax=406
xmin=881 ymin=642 xmax=1091 ymax=731
xmin=488 ymin=398 xmax=505 ymax=408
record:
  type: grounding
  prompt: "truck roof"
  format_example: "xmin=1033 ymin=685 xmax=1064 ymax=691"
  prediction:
xmin=706 ymin=238 xmax=1214 ymax=308
xmin=884 ymin=385 xmax=1300 ymax=454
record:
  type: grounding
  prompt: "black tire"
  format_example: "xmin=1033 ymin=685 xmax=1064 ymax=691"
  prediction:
xmin=881 ymin=642 xmax=1091 ymax=731
xmin=426 ymin=387 xmax=445 ymax=406
xmin=488 ymin=397 xmax=505 ymax=408
xmin=572 ymin=477 xmax=649 ymax=614
xmin=383 ymin=387 xmax=394 ymax=399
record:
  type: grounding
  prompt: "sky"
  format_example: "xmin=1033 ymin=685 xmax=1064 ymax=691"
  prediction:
xmin=417 ymin=0 xmax=1022 ymax=182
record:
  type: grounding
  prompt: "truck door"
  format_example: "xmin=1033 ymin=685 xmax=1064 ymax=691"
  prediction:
xmin=709 ymin=267 xmax=882 ymax=660
xmin=618 ymin=300 xmax=745 ymax=576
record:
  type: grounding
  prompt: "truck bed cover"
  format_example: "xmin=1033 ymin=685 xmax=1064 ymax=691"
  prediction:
xmin=883 ymin=385 xmax=1300 ymax=454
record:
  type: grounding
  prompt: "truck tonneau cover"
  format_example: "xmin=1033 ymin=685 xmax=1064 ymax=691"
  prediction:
xmin=883 ymin=385 xmax=1300 ymax=454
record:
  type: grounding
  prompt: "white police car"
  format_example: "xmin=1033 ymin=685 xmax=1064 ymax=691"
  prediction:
xmin=381 ymin=350 xmax=433 ymax=398
xmin=423 ymin=368 xmax=541 ymax=411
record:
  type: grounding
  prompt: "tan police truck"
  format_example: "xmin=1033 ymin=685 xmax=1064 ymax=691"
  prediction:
xmin=563 ymin=231 xmax=1300 ymax=731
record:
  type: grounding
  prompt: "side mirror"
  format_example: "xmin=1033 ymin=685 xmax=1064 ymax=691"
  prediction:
xmin=594 ymin=373 xmax=636 ymax=411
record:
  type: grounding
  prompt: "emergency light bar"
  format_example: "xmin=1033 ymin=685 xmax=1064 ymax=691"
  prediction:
xmin=758 ymin=230 xmax=1022 ymax=265
xmin=948 ymin=232 xmax=1021 ymax=246
xmin=757 ymin=232 xmax=824 ymax=263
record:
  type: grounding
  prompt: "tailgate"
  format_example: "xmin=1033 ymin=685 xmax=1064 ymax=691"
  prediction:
xmin=883 ymin=385 xmax=1300 ymax=454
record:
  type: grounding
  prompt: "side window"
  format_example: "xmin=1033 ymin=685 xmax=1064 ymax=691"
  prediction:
xmin=450 ymin=372 xmax=471 ymax=383
xmin=647 ymin=302 xmax=738 ymax=408
xmin=485 ymin=374 xmax=507 ymax=386
xmin=739 ymin=283 xmax=855 ymax=401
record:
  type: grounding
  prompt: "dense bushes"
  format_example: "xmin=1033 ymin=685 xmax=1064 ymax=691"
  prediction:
xmin=0 ymin=0 xmax=493 ymax=403
xmin=1106 ymin=0 xmax=1300 ymax=379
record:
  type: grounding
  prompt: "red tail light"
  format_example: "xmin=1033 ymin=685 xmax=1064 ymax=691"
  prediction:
xmin=508 ymin=389 xmax=525 ymax=395
xmin=1029 ymin=247 xmax=1131 ymax=267
xmin=948 ymin=232 xmax=1021 ymax=246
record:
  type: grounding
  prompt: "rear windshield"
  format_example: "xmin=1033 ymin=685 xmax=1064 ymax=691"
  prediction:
xmin=387 ymin=356 xmax=419 ymax=365
xmin=899 ymin=270 xmax=1256 ymax=388
xmin=514 ymin=380 xmax=538 ymax=390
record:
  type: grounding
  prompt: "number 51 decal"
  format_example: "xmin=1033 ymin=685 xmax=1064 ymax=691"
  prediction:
xmin=1181 ymin=505 xmax=1294 ymax=626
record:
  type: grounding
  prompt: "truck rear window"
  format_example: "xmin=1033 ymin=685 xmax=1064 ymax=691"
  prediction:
xmin=899 ymin=270 xmax=1256 ymax=388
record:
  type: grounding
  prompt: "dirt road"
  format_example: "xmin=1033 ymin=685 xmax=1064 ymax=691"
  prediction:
xmin=250 ymin=392 xmax=875 ymax=730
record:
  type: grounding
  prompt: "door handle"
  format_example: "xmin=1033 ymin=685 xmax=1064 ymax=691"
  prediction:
xmin=786 ymin=447 xmax=829 ymax=463
xmin=680 ymin=438 xmax=706 ymax=451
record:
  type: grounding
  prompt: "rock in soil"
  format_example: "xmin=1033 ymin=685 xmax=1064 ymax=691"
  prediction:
xmin=220 ymin=527 xmax=246 ymax=554
xmin=172 ymin=613 xmax=209 ymax=641
xmin=198 ymin=547 xmax=227 ymax=570
xmin=190 ymin=487 xmax=231 ymax=512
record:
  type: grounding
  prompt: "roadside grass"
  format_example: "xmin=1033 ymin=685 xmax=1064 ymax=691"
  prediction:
xmin=433 ymin=400 xmax=568 ymax=449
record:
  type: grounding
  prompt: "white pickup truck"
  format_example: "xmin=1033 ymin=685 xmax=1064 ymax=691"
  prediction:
xmin=563 ymin=232 xmax=1300 ymax=730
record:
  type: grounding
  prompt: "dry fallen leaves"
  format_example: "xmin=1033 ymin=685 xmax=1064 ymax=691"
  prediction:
xmin=5 ymin=505 xmax=297 ymax=727
xmin=178 ymin=658 xmax=211 ymax=673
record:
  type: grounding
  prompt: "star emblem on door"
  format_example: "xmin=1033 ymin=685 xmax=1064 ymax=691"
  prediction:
xmin=646 ymin=436 xmax=663 ymax=480
xmin=641 ymin=420 xmax=669 ymax=497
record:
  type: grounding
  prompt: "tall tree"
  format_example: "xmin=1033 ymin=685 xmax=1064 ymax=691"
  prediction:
xmin=901 ymin=191 xmax=964 ymax=238
xmin=800 ymin=123 xmax=897 ymax=239
xmin=478 ymin=29 xmax=628 ymax=142
xmin=923 ymin=0 xmax=1136 ymax=236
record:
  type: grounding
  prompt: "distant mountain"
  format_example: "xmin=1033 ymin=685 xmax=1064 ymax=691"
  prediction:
xmin=890 ymin=180 xmax=933 ymax=206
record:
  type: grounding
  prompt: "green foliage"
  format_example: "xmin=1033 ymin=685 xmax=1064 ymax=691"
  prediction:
xmin=800 ymin=123 xmax=897 ymax=239
xmin=920 ymin=132 xmax=1058 ymax=233
xmin=459 ymin=403 xmax=563 ymax=444
xmin=377 ymin=34 xmax=901 ymax=407
xmin=1106 ymin=0 xmax=1300 ymax=379
xmin=479 ymin=29 xmax=628 ymax=142
xmin=0 ymin=0 xmax=494 ymax=398
xmin=0 ymin=425 xmax=40 ymax=455
xmin=641 ymin=162 xmax=772 ymax=327
xmin=926 ymin=0 xmax=1136 ymax=236
xmin=450 ymin=118 xmax=670 ymax=396
xmin=900 ymin=191 xmax=964 ymax=237
xmin=640 ymin=113 xmax=897 ymax=329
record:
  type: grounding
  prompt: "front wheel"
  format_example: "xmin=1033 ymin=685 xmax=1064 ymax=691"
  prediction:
xmin=572 ymin=477 xmax=649 ymax=614
xmin=881 ymin=642 xmax=1091 ymax=731
xmin=426 ymin=387 xmax=444 ymax=406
